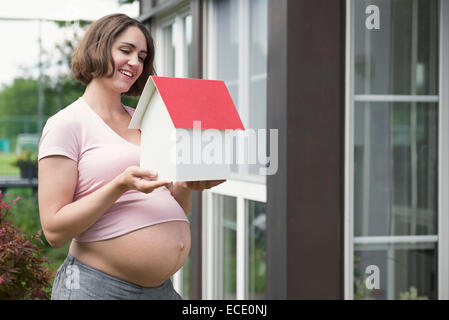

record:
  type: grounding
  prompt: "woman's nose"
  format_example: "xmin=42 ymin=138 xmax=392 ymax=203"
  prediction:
xmin=128 ymin=54 xmax=139 ymax=66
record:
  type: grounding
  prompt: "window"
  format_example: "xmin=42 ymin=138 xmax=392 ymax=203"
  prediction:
xmin=205 ymin=0 xmax=268 ymax=183
xmin=203 ymin=196 xmax=266 ymax=300
xmin=346 ymin=0 xmax=442 ymax=300
xmin=211 ymin=194 xmax=237 ymax=299
xmin=202 ymin=0 xmax=268 ymax=300
xmin=162 ymin=24 xmax=175 ymax=76
xmin=154 ymin=9 xmax=192 ymax=78
xmin=203 ymin=182 xmax=266 ymax=300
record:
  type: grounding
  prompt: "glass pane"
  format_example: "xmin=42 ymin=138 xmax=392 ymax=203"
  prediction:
xmin=249 ymin=0 xmax=268 ymax=176
xmin=213 ymin=194 xmax=237 ymax=299
xmin=354 ymin=102 xmax=438 ymax=237
xmin=247 ymin=200 xmax=266 ymax=299
xmin=184 ymin=15 xmax=192 ymax=77
xmin=163 ymin=24 xmax=175 ymax=77
xmin=214 ymin=0 xmax=239 ymax=104
xmin=154 ymin=0 xmax=169 ymax=6
xmin=214 ymin=0 xmax=240 ymax=175
xmin=354 ymin=243 xmax=437 ymax=300
xmin=213 ymin=0 xmax=268 ymax=179
xmin=353 ymin=0 xmax=439 ymax=95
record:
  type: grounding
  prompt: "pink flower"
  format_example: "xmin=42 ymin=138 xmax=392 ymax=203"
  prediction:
xmin=12 ymin=196 xmax=21 ymax=204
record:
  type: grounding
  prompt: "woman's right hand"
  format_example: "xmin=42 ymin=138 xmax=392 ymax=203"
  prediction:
xmin=117 ymin=166 xmax=172 ymax=194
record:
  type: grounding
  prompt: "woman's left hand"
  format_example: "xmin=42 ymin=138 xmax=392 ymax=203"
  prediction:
xmin=184 ymin=179 xmax=226 ymax=191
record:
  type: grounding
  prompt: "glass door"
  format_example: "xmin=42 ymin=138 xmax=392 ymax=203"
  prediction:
xmin=347 ymin=0 xmax=441 ymax=300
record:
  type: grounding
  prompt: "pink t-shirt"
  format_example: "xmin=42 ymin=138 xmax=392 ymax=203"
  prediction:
xmin=38 ymin=97 xmax=189 ymax=242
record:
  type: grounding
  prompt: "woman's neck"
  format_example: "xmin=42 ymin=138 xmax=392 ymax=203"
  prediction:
xmin=82 ymin=79 xmax=124 ymax=117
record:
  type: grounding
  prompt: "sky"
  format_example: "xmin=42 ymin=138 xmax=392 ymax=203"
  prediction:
xmin=0 ymin=0 xmax=139 ymax=88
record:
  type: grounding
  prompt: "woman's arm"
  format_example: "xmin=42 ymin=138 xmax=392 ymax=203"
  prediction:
xmin=38 ymin=156 xmax=171 ymax=248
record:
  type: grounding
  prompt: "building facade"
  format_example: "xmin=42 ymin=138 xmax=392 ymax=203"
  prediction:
xmin=138 ymin=0 xmax=449 ymax=300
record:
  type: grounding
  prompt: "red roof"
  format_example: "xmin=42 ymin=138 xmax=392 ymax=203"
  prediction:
xmin=152 ymin=76 xmax=245 ymax=130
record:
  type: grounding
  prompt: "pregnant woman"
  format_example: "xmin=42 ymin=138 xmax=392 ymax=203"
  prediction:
xmin=38 ymin=13 xmax=224 ymax=300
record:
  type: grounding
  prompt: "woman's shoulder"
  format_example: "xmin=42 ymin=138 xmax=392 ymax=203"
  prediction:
xmin=45 ymin=98 xmax=87 ymax=129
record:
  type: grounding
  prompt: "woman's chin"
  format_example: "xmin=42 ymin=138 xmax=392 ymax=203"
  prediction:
xmin=115 ymin=84 xmax=132 ymax=94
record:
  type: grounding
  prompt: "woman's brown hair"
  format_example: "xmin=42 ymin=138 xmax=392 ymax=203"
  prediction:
xmin=71 ymin=13 xmax=155 ymax=96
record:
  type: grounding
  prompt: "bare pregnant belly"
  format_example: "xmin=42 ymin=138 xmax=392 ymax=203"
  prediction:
xmin=68 ymin=221 xmax=191 ymax=287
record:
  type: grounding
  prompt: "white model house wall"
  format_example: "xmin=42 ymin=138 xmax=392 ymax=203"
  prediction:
xmin=174 ymin=128 xmax=230 ymax=181
xmin=140 ymin=91 xmax=177 ymax=181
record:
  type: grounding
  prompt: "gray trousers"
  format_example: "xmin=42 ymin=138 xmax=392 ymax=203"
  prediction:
xmin=51 ymin=253 xmax=183 ymax=300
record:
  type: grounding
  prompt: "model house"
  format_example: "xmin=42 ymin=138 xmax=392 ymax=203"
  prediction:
xmin=129 ymin=76 xmax=245 ymax=181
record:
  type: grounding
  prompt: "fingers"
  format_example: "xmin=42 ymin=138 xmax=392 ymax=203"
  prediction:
xmin=131 ymin=167 xmax=158 ymax=180
xmin=123 ymin=166 xmax=173 ymax=193
xmin=135 ymin=179 xmax=172 ymax=193
xmin=165 ymin=182 xmax=175 ymax=192
xmin=150 ymin=180 xmax=172 ymax=189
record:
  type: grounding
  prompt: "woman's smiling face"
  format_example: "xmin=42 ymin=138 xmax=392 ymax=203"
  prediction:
xmin=107 ymin=26 xmax=148 ymax=94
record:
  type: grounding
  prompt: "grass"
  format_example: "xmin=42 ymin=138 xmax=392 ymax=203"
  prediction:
xmin=0 ymin=152 xmax=20 ymax=176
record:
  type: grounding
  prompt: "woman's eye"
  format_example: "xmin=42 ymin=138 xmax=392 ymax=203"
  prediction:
xmin=120 ymin=48 xmax=144 ymax=63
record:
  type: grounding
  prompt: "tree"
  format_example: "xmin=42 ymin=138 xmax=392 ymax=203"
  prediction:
xmin=0 ymin=78 xmax=39 ymax=117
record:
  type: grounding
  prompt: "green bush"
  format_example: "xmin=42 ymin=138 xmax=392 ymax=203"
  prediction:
xmin=6 ymin=195 xmax=43 ymax=243
xmin=4 ymin=190 xmax=70 ymax=286
xmin=0 ymin=191 xmax=53 ymax=299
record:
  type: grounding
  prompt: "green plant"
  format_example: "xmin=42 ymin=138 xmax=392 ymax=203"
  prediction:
xmin=6 ymin=195 xmax=48 ymax=248
xmin=353 ymin=256 xmax=375 ymax=300
xmin=10 ymin=150 xmax=38 ymax=170
xmin=399 ymin=286 xmax=428 ymax=300
xmin=10 ymin=151 xmax=38 ymax=179
xmin=3 ymin=190 xmax=69 ymax=287
xmin=0 ymin=191 xmax=53 ymax=300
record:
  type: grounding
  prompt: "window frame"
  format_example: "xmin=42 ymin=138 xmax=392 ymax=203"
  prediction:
xmin=344 ymin=0 xmax=449 ymax=300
